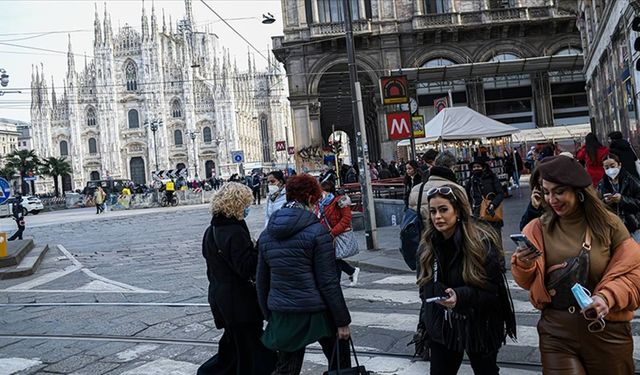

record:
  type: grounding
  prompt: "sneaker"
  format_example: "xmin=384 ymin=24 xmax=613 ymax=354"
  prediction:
xmin=348 ymin=267 xmax=360 ymax=286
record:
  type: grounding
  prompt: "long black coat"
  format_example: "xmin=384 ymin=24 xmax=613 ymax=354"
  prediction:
xmin=257 ymin=204 xmax=351 ymax=327
xmin=609 ymin=139 xmax=639 ymax=179
xmin=202 ymin=215 xmax=263 ymax=329
xmin=465 ymin=171 xmax=504 ymax=226
xmin=598 ymin=170 xmax=640 ymax=233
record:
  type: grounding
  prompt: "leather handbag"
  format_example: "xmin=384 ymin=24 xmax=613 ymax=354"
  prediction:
xmin=545 ymin=230 xmax=591 ymax=310
xmin=480 ymin=193 xmax=503 ymax=223
xmin=323 ymin=338 xmax=370 ymax=375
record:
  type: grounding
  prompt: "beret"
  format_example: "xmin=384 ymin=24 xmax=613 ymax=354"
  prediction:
xmin=538 ymin=155 xmax=591 ymax=188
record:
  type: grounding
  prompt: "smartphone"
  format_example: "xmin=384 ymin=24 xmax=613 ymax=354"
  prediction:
xmin=510 ymin=234 xmax=541 ymax=256
xmin=425 ymin=296 xmax=448 ymax=303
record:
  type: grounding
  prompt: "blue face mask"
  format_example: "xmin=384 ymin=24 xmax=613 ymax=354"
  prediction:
xmin=243 ymin=207 xmax=250 ymax=218
xmin=571 ymin=283 xmax=593 ymax=310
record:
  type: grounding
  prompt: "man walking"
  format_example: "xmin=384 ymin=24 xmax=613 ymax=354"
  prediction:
xmin=252 ymin=171 xmax=262 ymax=204
xmin=94 ymin=186 xmax=106 ymax=214
xmin=8 ymin=194 xmax=25 ymax=241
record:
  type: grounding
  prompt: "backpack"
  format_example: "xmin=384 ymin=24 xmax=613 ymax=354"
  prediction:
xmin=399 ymin=182 xmax=427 ymax=271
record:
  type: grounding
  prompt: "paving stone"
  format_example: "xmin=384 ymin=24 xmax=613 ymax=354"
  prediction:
xmin=42 ymin=355 xmax=99 ymax=373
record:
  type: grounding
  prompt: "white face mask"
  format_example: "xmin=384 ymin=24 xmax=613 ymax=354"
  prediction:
xmin=606 ymin=167 xmax=620 ymax=179
xmin=268 ymin=184 xmax=279 ymax=194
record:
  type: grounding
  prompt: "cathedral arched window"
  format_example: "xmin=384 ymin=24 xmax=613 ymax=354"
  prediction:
xmin=202 ymin=127 xmax=212 ymax=143
xmin=88 ymin=138 xmax=98 ymax=154
xmin=174 ymin=129 xmax=183 ymax=146
xmin=171 ymin=99 xmax=182 ymax=118
xmin=125 ymin=60 xmax=138 ymax=91
xmin=128 ymin=109 xmax=140 ymax=129
xmin=86 ymin=107 xmax=97 ymax=127
xmin=60 ymin=140 xmax=69 ymax=156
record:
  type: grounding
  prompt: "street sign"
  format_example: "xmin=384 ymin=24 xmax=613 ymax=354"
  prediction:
xmin=412 ymin=115 xmax=426 ymax=138
xmin=287 ymin=146 xmax=295 ymax=155
xmin=380 ymin=76 xmax=409 ymax=105
xmin=231 ymin=150 xmax=245 ymax=164
xmin=275 ymin=141 xmax=286 ymax=152
xmin=386 ymin=112 xmax=412 ymax=140
xmin=23 ymin=177 xmax=37 ymax=181
xmin=0 ymin=177 xmax=11 ymax=205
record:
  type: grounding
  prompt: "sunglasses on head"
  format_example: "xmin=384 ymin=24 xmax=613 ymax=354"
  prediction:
xmin=426 ymin=186 xmax=456 ymax=200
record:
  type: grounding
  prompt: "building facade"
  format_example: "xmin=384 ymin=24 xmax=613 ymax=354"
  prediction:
xmin=577 ymin=0 xmax=640 ymax=143
xmin=273 ymin=0 xmax=586 ymax=165
xmin=31 ymin=0 xmax=292 ymax=192
xmin=0 ymin=121 xmax=20 ymax=156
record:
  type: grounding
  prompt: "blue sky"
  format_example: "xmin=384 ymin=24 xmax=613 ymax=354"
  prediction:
xmin=0 ymin=0 xmax=283 ymax=122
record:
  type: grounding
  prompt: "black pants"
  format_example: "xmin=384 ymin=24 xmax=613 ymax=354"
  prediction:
xmin=429 ymin=341 xmax=499 ymax=375
xmin=253 ymin=188 xmax=261 ymax=204
xmin=336 ymin=259 xmax=355 ymax=277
xmin=273 ymin=336 xmax=351 ymax=375
xmin=96 ymin=203 xmax=104 ymax=214
xmin=197 ymin=323 xmax=276 ymax=375
xmin=8 ymin=221 xmax=24 ymax=241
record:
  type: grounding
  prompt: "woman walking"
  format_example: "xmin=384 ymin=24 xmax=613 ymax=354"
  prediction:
xmin=513 ymin=155 xmax=640 ymax=374
xmin=404 ymin=160 xmax=423 ymax=209
xmin=319 ymin=180 xmax=360 ymax=286
xmin=199 ymin=182 xmax=276 ymax=375
xmin=598 ymin=153 xmax=640 ymax=242
xmin=94 ymin=186 xmax=106 ymax=214
xmin=465 ymin=160 xmax=504 ymax=236
xmin=265 ymin=170 xmax=287 ymax=228
xmin=577 ymin=132 xmax=609 ymax=186
xmin=257 ymin=174 xmax=352 ymax=375
xmin=417 ymin=185 xmax=516 ymax=375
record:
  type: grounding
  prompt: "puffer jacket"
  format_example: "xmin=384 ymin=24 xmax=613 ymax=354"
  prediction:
xmin=257 ymin=204 xmax=351 ymax=327
xmin=598 ymin=169 xmax=640 ymax=233
xmin=320 ymin=195 xmax=352 ymax=237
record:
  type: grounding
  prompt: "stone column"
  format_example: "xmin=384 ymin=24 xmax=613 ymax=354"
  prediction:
xmin=531 ymin=72 xmax=554 ymax=127
xmin=466 ymin=79 xmax=486 ymax=114
xmin=311 ymin=0 xmax=319 ymax=23
xmin=308 ymin=101 xmax=323 ymax=145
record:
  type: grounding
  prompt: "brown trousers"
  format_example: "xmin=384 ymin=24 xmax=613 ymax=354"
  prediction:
xmin=538 ymin=308 xmax=634 ymax=375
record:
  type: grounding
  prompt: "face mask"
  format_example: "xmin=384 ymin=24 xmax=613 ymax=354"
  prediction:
xmin=268 ymin=184 xmax=279 ymax=194
xmin=571 ymin=283 xmax=593 ymax=310
xmin=605 ymin=167 xmax=620 ymax=179
xmin=243 ymin=207 xmax=250 ymax=218
xmin=473 ymin=170 xmax=483 ymax=176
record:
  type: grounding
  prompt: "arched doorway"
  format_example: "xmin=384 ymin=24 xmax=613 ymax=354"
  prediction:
xmin=176 ymin=162 xmax=186 ymax=170
xmin=90 ymin=171 xmax=100 ymax=181
xmin=205 ymin=160 xmax=215 ymax=178
xmin=317 ymin=64 xmax=380 ymax=164
xmin=130 ymin=157 xmax=146 ymax=185
xmin=62 ymin=174 xmax=72 ymax=193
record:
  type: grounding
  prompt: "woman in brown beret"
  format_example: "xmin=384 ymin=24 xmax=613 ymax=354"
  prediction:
xmin=512 ymin=155 xmax=640 ymax=374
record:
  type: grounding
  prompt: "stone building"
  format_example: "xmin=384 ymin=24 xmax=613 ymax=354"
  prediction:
xmin=576 ymin=0 xmax=640 ymax=142
xmin=273 ymin=0 xmax=586 ymax=165
xmin=0 ymin=121 xmax=20 ymax=156
xmin=30 ymin=0 xmax=292 ymax=192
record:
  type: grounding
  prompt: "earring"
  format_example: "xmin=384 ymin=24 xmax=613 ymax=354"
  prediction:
xmin=457 ymin=217 xmax=461 ymax=222
xmin=577 ymin=191 xmax=585 ymax=202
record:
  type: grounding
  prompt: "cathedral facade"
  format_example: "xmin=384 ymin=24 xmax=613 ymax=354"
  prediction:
xmin=30 ymin=0 xmax=292 ymax=192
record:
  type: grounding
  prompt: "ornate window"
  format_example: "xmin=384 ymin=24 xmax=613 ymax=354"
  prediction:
xmin=174 ymin=129 xmax=183 ymax=145
xmin=88 ymin=138 xmax=98 ymax=154
xmin=128 ymin=109 xmax=140 ymax=128
xmin=125 ymin=60 xmax=138 ymax=91
xmin=171 ymin=99 xmax=182 ymax=118
xmin=316 ymin=0 xmax=360 ymax=23
xmin=60 ymin=140 xmax=69 ymax=156
xmin=86 ymin=107 xmax=97 ymax=126
xmin=202 ymin=126 xmax=212 ymax=143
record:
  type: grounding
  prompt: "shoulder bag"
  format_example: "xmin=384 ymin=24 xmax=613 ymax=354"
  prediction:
xmin=545 ymin=229 xmax=591 ymax=310
xmin=323 ymin=211 xmax=359 ymax=259
xmin=399 ymin=182 xmax=427 ymax=271
xmin=323 ymin=338 xmax=370 ymax=375
xmin=480 ymin=192 xmax=503 ymax=223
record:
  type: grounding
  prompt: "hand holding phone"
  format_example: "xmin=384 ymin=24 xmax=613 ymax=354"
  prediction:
xmin=425 ymin=296 xmax=447 ymax=303
xmin=511 ymin=234 xmax=542 ymax=266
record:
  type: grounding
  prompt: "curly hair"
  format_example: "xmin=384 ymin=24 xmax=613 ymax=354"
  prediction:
xmin=209 ymin=182 xmax=253 ymax=220
xmin=286 ymin=174 xmax=322 ymax=205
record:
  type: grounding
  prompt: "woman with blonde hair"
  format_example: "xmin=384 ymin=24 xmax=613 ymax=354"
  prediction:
xmin=513 ymin=155 xmax=640 ymax=374
xmin=199 ymin=182 xmax=276 ymax=375
xmin=417 ymin=185 xmax=515 ymax=375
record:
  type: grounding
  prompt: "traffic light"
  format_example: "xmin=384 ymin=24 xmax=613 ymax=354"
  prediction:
xmin=633 ymin=17 xmax=640 ymax=71
xmin=330 ymin=141 xmax=343 ymax=155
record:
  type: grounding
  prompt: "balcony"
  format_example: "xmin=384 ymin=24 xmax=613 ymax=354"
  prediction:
xmin=413 ymin=6 xmax=558 ymax=31
xmin=309 ymin=20 xmax=371 ymax=38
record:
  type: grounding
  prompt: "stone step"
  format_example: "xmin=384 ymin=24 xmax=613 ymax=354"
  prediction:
xmin=0 ymin=239 xmax=35 ymax=268
xmin=0 ymin=244 xmax=49 ymax=280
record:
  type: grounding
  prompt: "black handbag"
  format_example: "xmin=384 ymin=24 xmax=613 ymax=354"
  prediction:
xmin=545 ymin=229 xmax=591 ymax=310
xmin=323 ymin=338 xmax=370 ymax=375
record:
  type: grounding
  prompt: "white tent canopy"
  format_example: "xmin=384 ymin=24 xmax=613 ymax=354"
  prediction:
xmin=510 ymin=123 xmax=591 ymax=143
xmin=397 ymin=107 xmax=520 ymax=146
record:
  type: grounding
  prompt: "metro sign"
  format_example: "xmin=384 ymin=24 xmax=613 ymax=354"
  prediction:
xmin=386 ymin=112 xmax=412 ymax=140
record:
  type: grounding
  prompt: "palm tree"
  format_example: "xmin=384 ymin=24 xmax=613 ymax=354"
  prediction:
xmin=0 ymin=165 xmax=17 ymax=182
xmin=41 ymin=156 xmax=73 ymax=197
xmin=5 ymin=150 xmax=40 ymax=195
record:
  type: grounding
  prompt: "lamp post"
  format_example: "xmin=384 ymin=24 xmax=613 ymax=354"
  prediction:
xmin=188 ymin=130 xmax=198 ymax=179
xmin=144 ymin=118 xmax=163 ymax=171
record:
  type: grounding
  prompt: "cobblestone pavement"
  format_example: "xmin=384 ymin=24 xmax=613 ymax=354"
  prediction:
xmin=0 ymin=194 xmax=637 ymax=374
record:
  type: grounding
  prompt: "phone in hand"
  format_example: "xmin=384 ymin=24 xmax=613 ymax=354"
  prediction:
xmin=425 ymin=296 xmax=448 ymax=303
xmin=510 ymin=234 xmax=542 ymax=256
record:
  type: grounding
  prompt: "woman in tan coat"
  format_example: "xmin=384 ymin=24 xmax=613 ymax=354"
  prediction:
xmin=512 ymin=155 xmax=640 ymax=374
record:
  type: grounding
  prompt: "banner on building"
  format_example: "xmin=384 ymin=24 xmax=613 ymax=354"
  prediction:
xmin=434 ymin=97 xmax=448 ymax=113
xmin=411 ymin=115 xmax=426 ymax=138
xmin=380 ymin=76 xmax=409 ymax=105
xmin=386 ymin=112 xmax=412 ymax=140
xmin=275 ymin=141 xmax=286 ymax=151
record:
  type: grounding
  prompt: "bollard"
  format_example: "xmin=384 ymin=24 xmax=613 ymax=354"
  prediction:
xmin=391 ymin=214 xmax=397 ymax=226
xmin=0 ymin=232 xmax=6 ymax=257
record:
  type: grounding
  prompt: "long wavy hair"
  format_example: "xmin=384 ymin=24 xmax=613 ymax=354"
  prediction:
xmin=417 ymin=185 xmax=504 ymax=288
xmin=585 ymin=132 xmax=602 ymax=163
xmin=542 ymin=185 xmax=616 ymax=244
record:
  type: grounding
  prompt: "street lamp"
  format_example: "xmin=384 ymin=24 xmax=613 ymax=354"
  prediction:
xmin=0 ymin=69 xmax=9 ymax=87
xmin=188 ymin=130 xmax=198 ymax=179
xmin=144 ymin=118 xmax=163 ymax=171
xmin=262 ymin=13 xmax=275 ymax=24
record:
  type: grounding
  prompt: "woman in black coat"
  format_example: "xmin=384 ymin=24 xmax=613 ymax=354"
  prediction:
xmin=199 ymin=182 xmax=276 ymax=375
xmin=598 ymin=153 xmax=640 ymax=242
xmin=465 ymin=160 xmax=504 ymax=235
xmin=404 ymin=160 xmax=423 ymax=209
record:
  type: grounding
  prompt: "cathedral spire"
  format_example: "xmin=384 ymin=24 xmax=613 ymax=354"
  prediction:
xmin=169 ymin=14 xmax=173 ymax=34
xmin=51 ymin=76 xmax=57 ymax=108
xmin=162 ymin=8 xmax=167 ymax=33
xmin=67 ymin=34 xmax=76 ymax=76
xmin=247 ymin=47 xmax=252 ymax=75
xmin=104 ymin=3 xmax=113 ymax=46
xmin=141 ymin=0 xmax=149 ymax=41
xmin=94 ymin=3 xmax=102 ymax=47
xmin=150 ymin=0 xmax=157 ymax=39
xmin=184 ymin=0 xmax=194 ymax=31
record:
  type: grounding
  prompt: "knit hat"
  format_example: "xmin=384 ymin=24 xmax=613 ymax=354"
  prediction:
xmin=538 ymin=155 xmax=591 ymax=188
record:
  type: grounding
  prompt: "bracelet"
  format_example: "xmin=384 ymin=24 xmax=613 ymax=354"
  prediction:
xmin=595 ymin=293 xmax=609 ymax=307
